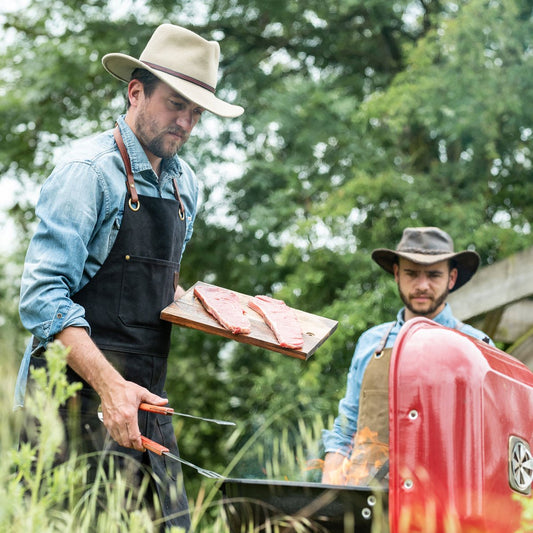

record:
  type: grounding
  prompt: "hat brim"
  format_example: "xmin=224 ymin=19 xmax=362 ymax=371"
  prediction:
xmin=102 ymin=53 xmax=244 ymax=118
xmin=371 ymin=249 xmax=480 ymax=292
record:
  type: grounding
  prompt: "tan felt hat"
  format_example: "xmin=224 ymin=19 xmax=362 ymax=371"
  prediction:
xmin=102 ymin=24 xmax=244 ymax=118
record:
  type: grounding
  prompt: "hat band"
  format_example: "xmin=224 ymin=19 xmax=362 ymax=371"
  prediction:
xmin=141 ymin=60 xmax=216 ymax=94
xmin=399 ymin=248 xmax=453 ymax=255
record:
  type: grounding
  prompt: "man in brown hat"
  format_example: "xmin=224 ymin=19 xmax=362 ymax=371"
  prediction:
xmin=321 ymin=227 xmax=492 ymax=485
xmin=15 ymin=24 xmax=243 ymax=530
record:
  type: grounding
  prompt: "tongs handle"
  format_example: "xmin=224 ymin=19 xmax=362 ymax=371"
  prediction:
xmin=139 ymin=402 xmax=174 ymax=415
xmin=141 ymin=435 xmax=169 ymax=455
xmin=139 ymin=402 xmax=235 ymax=426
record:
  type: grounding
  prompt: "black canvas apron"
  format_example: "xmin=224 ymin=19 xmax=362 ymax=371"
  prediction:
xmin=30 ymin=127 xmax=190 ymax=530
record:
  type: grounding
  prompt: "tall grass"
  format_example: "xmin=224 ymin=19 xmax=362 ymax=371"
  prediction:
xmin=1 ymin=342 xmax=180 ymax=532
xmin=3 ymin=343 xmax=529 ymax=532
xmin=1 ymin=343 xmax=345 ymax=532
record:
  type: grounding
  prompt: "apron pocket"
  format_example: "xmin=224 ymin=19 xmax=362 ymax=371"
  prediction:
xmin=118 ymin=254 xmax=179 ymax=329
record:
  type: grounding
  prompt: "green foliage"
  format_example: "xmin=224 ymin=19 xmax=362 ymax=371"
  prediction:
xmin=515 ymin=493 xmax=533 ymax=533
xmin=1 ymin=0 xmax=532 ymax=521
xmin=1 ymin=342 xmax=175 ymax=532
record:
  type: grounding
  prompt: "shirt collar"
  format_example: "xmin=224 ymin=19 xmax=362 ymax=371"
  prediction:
xmin=396 ymin=302 xmax=457 ymax=328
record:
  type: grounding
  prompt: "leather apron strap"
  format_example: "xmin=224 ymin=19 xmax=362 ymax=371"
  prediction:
xmin=113 ymin=126 xmax=139 ymax=207
xmin=113 ymin=126 xmax=185 ymax=218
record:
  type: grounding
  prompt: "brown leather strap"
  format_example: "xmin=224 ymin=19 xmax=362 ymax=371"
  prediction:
xmin=172 ymin=178 xmax=185 ymax=221
xmin=374 ymin=322 xmax=396 ymax=357
xmin=113 ymin=126 xmax=139 ymax=206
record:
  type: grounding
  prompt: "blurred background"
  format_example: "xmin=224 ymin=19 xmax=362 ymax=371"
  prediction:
xmin=1 ymin=0 xmax=532 ymax=490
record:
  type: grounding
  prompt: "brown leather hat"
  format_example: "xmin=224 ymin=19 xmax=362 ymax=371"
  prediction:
xmin=371 ymin=227 xmax=480 ymax=292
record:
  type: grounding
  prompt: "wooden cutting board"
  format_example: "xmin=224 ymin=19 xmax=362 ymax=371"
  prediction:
xmin=160 ymin=281 xmax=338 ymax=360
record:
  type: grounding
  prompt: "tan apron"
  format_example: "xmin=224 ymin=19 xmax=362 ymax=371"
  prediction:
xmin=356 ymin=330 xmax=394 ymax=446
xmin=351 ymin=319 xmax=465 ymax=485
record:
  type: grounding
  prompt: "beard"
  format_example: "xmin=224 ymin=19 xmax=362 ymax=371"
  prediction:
xmin=134 ymin=111 xmax=186 ymax=159
xmin=398 ymin=283 xmax=450 ymax=319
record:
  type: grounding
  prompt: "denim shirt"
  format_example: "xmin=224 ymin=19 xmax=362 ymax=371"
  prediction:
xmin=321 ymin=303 xmax=493 ymax=457
xmin=15 ymin=116 xmax=198 ymax=407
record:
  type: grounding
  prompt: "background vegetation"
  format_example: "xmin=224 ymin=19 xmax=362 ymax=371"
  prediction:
xmin=1 ymin=0 xmax=532 ymax=530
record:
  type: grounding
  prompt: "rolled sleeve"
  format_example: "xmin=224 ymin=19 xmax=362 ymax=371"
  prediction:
xmin=19 ymin=159 xmax=109 ymax=342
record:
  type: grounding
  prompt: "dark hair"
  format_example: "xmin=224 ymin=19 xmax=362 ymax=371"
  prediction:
xmin=126 ymin=68 xmax=161 ymax=108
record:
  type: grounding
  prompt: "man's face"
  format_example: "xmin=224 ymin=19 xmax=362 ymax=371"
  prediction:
xmin=393 ymin=258 xmax=458 ymax=320
xmin=129 ymin=80 xmax=204 ymax=160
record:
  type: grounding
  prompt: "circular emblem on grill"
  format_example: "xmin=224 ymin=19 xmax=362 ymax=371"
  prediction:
xmin=509 ymin=436 xmax=533 ymax=494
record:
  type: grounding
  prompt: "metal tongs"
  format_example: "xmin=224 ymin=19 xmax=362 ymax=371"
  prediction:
xmin=140 ymin=403 xmax=229 ymax=479
xmin=141 ymin=435 xmax=224 ymax=479
xmin=139 ymin=402 xmax=235 ymax=426
xmin=97 ymin=402 xmax=229 ymax=479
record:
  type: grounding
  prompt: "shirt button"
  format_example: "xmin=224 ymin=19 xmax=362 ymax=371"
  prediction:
xmin=57 ymin=313 xmax=62 ymax=319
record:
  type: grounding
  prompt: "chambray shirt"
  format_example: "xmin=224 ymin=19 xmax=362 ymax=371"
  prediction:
xmin=322 ymin=303 xmax=493 ymax=457
xmin=15 ymin=116 xmax=198 ymax=407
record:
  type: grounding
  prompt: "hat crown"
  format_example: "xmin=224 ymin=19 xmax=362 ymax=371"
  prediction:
xmin=139 ymin=24 xmax=219 ymax=90
xmin=397 ymin=227 xmax=454 ymax=255
xmin=102 ymin=23 xmax=243 ymax=117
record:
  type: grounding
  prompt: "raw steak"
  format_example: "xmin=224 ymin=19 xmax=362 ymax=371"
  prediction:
xmin=248 ymin=295 xmax=304 ymax=350
xmin=194 ymin=284 xmax=251 ymax=335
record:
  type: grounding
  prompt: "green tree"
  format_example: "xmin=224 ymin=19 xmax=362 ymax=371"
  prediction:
xmin=1 ymin=0 xmax=532 ymax=485
xmin=179 ymin=0 xmax=533 ymax=475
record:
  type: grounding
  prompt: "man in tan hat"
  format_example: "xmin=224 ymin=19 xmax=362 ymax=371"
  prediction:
xmin=15 ymin=24 xmax=243 ymax=530
xmin=321 ymin=227 xmax=492 ymax=485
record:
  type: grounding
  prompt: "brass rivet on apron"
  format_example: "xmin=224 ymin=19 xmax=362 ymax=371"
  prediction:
xmin=57 ymin=313 xmax=62 ymax=319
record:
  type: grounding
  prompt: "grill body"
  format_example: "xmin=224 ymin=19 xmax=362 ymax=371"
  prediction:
xmin=389 ymin=317 xmax=533 ymax=532
xmin=220 ymin=478 xmax=388 ymax=532
xmin=220 ymin=318 xmax=533 ymax=532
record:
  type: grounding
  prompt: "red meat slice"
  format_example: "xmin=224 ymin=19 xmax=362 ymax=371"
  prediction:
xmin=194 ymin=284 xmax=251 ymax=335
xmin=248 ymin=295 xmax=304 ymax=350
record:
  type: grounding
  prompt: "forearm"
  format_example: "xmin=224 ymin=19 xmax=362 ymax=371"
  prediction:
xmin=55 ymin=326 xmax=166 ymax=451
xmin=56 ymin=326 xmax=124 ymax=399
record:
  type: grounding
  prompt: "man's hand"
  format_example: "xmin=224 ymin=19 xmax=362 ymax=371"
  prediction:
xmin=99 ymin=381 xmax=167 ymax=451
xmin=56 ymin=326 xmax=168 ymax=451
xmin=321 ymin=452 xmax=348 ymax=485
xmin=174 ymin=284 xmax=186 ymax=300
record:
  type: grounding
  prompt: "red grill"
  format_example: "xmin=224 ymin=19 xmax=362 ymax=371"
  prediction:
xmin=220 ymin=317 xmax=533 ymax=532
